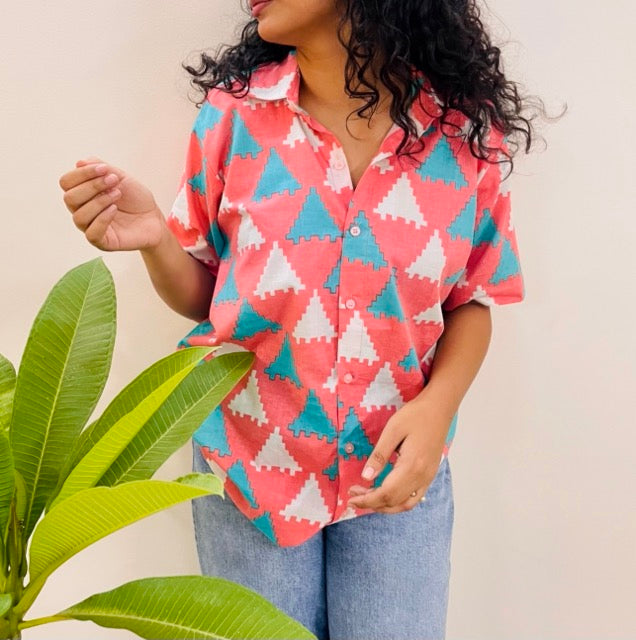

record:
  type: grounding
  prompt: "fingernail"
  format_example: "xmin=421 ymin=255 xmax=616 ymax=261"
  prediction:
xmin=362 ymin=466 xmax=375 ymax=480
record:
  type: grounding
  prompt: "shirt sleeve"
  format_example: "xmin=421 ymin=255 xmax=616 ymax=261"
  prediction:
xmin=441 ymin=128 xmax=526 ymax=312
xmin=164 ymin=92 xmax=227 ymax=279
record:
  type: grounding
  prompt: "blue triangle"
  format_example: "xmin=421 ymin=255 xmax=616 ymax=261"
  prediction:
xmin=287 ymin=389 xmax=337 ymax=443
xmin=177 ymin=320 xmax=215 ymax=349
xmin=342 ymin=210 xmax=387 ymax=271
xmin=188 ymin=156 xmax=207 ymax=196
xmin=263 ymin=333 xmax=302 ymax=388
xmin=232 ymin=299 xmax=282 ymax=340
xmin=285 ymin=187 xmax=341 ymax=244
xmin=490 ymin=237 xmax=521 ymax=284
xmin=372 ymin=460 xmax=394 ymax=488
xmin=193 ymin=101 xmax=224 ymax=145
xmin=227 ymin=459 xmax=258 ymax=509
xmin=398 ymin=347 xmax=420 ymax=373
xmin=445 ymin=412 xmax=458 ymax=445
xmin=206 ymin=219 xmax=229 ymax=262
xmin=415 ymin=136 xmax=468 ymax=189
xmin=367 ymin=266 xmax=405 ymax=320
xmin=447 ymin=193 xmax=476 ymax=241
xmin=444 ymin=267 xmax=464 ymax=286
xmin=253 ymin=148 xmax=302 ymax=201
xmin=322 ymin=459 xmax=339 ymax=481
xmin=324 ymin=257 xmax=341 ymax=293
xmin=225 ymin=110 xmax=262 ymax=165
xmin=213 ymin=260 xmax=240 ymax=304
xmin=192 ymin=405 xmax=231 ymax=456
xmin=251 ymin=512 xmax=277 ymax=544
xmin=339 ymin=407 xmax=374 ymax=461
xmin=474 ymin=207 xmax=502 ymax=247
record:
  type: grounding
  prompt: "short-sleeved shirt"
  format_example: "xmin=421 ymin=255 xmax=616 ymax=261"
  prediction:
xmin=165 ymin=48 xmax=525 ymax=547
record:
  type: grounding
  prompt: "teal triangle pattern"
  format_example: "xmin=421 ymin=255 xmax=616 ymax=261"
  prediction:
xmin=490 ymin=237 xmax=521 ymax=284
xmin=285 ymin=187 xmax=341 ymax=244
xmin=263 ymin=332 xmax=302 ymax=388
xmin=415 ymin=136 xmax=468 ymax=189
xmin=444 ymin=267 xmax=464 ymax=286
xmin=322 ymin=459 xmax=338 ymax=481
xmin=339 ymin=407 xmax=374 ymax=461
xmin=372 ymin=460 xmax=394 ymax=489
xmin=192 ymin=405 xmax=231 ymax=456
xmin=177 ymin=320 xmax=214 ymax=349
xmin=252 ymin=512 xmax=277 ymax=543
xmin=231 ymin=299 xmax=282 ymax=340
xmin=206 ymin=219 xmax=229 ymax=262
xmin=447 ymin=193 xmax=476 ymax=241
xmin=324 ymin=257 xmax=341 ymax=293
xmin=445 ymin=412 xmax=458 ymax=445
xmin=193 ymin=101 xmax=223 ymax=145
xmin=225 ymin=110 xmax=262 ymax=165
xmin=398 ymin=347 xmax=420 ymax=373
xmin=342 ymin=210 xmax=388 ymax=271
xmin=227 ymin=459 xmax=258 ymax=509
xmin=214 ymin=260 xmax=240 ymax=304
xmin=188 ymin=156 xmax=207 ymax=196
xmin=253 ymin=148 xmax=302 ymax=202
xmin=287 ymin=389 xmax=337 ymax=443
xmin=367 ymin=266 xmax=405 ymax=321
xmin=474 ymin=207 xmax=501 ymax=247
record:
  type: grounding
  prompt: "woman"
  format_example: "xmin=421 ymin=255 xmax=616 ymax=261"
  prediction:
xmin=59 ymin=0 xmax=547 ymax=637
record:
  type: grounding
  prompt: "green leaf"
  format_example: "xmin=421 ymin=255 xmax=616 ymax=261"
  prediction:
xmin=58 ymin=346 xmax=218 ymax=486
xmin=27 ymin=474 xmax=223 ymax=587
xmin=9 ymin=257 xmax=116 ymax=540
xmin=0 ymin=354 xmax=16 ymax=436
xmin=53 ymin=575 xmax=316 ymax=639
xmin=97 ymin=351 xmax=254 ymax=486
xmin=0 ymin=593 xmax=12 ymax=617
xmin=0 ymin=433 xmax=14 ymax=546
xmin=47 ymin=348 xmax=217 ymax=511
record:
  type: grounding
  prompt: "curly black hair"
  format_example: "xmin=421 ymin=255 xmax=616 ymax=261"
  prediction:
xmin=182 ymin=0 xmax=564 ymax=179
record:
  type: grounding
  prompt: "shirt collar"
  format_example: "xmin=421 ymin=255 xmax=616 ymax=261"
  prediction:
xmin=245 ymin=48 xmax=443 ymax=141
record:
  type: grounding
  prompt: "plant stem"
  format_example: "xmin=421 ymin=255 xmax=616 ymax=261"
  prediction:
xmin=18 ymin=614 xmax=69 ymax=630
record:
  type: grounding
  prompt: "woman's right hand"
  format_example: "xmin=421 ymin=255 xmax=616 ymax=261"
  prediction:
xmin=59 ymin=155 xmax=166 ymax=252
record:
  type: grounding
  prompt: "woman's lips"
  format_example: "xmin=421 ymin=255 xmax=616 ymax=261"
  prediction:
xmin=251 ymin=0 xmax=272 ymax=17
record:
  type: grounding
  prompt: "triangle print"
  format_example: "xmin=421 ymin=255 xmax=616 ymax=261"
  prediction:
xmin=279 ymin=473 xmax=332 ymax=526
xmin=251 ymin=426 xmax=302 ymax=476
xmin=293 ymin=288 xmax=337 ymax=343
xmin=405 ymin=228 xmax=446 ymax=282
xmin=237 ymin=204 xmax=266 ymax=253
xmin=253 ymin=148 xmax=302 ymax=201
xmin=360 ymin=362 xmax=405 ymax=411
xmin=374 ymin=172 xmax=427 ymax=229
xmin=228 ymin=369 xmax=269 ymax=426
xmin=416 ymin=136 xmax=468 ymax=189
xmin=254 ymin=240 xmax=306 ymax=299
xmin=338 ymin=310 xmax=379 ymax=365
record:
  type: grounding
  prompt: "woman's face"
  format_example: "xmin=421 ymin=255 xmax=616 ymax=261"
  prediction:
xmin=249 ymin=0 xmax=343 ymax=48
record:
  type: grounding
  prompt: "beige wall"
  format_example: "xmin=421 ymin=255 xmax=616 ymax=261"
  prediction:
xmin=1 ymin=1 xmax=634 ymax=638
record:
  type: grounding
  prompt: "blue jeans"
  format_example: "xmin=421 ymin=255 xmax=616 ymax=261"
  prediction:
xmin=191 ymin=444 xmax=454 ymax=640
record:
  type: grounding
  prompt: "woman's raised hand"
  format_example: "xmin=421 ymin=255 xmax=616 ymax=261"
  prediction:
xmin=59 ymin=156 xmax=166 ymax=252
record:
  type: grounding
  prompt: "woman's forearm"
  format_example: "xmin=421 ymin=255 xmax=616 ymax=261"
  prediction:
xmin=139 ymin=214 xmax=215 ymax=323
xmin=413 ymin=301 xmax=493 ymax=418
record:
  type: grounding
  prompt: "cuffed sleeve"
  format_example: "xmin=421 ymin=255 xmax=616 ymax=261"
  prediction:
xmin=165 ymin=92 xmax=227 ymax=279
xmin=441 ymin=128 xmax=526 ymax=312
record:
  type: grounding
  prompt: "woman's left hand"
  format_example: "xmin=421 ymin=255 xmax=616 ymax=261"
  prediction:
xmin=346 ymin=394 xmax=453 ymax=514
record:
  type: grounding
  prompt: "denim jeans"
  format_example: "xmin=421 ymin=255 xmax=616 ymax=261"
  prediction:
xmin=191 ymin=444 xmax=454 ymax=640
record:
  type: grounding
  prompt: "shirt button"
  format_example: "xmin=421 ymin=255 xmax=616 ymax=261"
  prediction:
xmin=349 ymin=225 xmax=361 ymax=237
xmin=333 ymin=158 xmax=346 ymax=171
xmin=345 ymin=298 xmax=356 ymax=309
xmin=344 ymin=442 xmax=355 ymax=454
xmin=343 ymin=372 xmax=354 ymax=383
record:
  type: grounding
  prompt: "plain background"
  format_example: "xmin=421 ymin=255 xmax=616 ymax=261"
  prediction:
xmin=1 ymin=1 xmax=634 ymax=638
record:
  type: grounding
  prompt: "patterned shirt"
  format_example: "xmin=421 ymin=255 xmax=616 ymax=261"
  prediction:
xmin=165 ymin=48 xmax=526 ymax=547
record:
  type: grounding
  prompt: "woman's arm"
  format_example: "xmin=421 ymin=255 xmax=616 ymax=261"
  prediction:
xmin=412 ymin=301 xmax=492 ymax=418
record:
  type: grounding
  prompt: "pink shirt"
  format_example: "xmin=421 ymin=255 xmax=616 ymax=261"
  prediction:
xmin=165 ymin=49 xmax=525 ymax=547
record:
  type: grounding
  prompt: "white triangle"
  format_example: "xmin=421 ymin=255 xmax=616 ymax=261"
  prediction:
xmin=413 ymin=302 xmax=443 ymax=326
xmin=228 ymin=369 xmax=268 ymax=426
xmin=405 ymin=228 xmax=446 ymax=282
xmin=374 ymin=172 xmax=427 ymax=229
xmin=168 ymin=183 xmax=191 ymax=229
xmin=421 ymin=343 xmax=437 ymax=368
xmin=322 ymin=364 xmax=338 ymax=394
xmin=250 ymin=426 xmax=302 ymax=476
xmin=279 ymin=472 xmax=332 ymax=526
xmin=360 ymin=362 xmax=405 ymax=411
xmin=283 ymin=116 xmax=324 ymax=151
xmin=293 ymin=288 xmax=337 ymax=343
xmin=335 ymin=504 xmax=358 ymax=522
xmin=237 ymin=204 xmax=265 ymax=253
xmin=254 ymin=240 xmax=306 ymax=299
xmin=338 ymin=310 xmax=379 ymax=365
